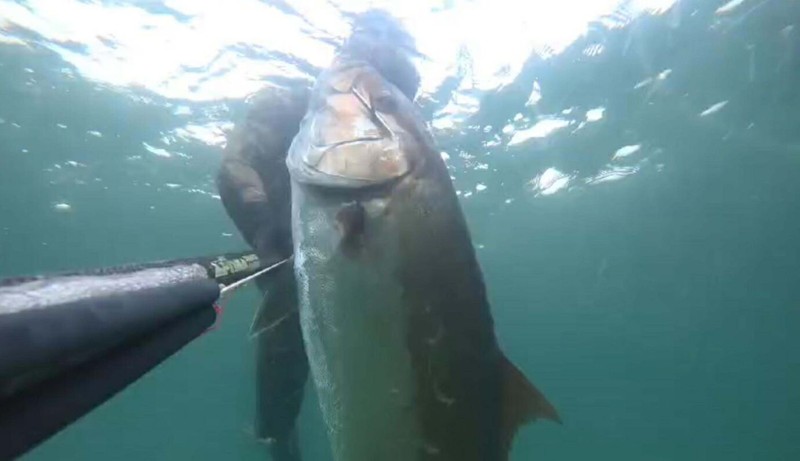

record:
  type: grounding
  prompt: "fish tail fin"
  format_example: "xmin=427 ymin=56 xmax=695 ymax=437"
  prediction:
xmin=500 ymin=353 xmax=561 ymax=454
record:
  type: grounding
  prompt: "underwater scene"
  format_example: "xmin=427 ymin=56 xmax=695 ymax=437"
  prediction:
xmin=1 ymin=0 xmax=799 ymax=460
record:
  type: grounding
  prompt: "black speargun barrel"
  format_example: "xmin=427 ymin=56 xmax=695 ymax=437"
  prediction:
xmin=0 ymin=251 xmax=267 ymax=460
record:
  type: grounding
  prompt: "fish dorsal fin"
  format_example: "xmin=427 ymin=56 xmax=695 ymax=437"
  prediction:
xmin=500 ymin=353 xmax=561 ymax=454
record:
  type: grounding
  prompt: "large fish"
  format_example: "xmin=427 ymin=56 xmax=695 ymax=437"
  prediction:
xmin=217 ymin=83 xmax=311 ymax=461
xmin=285 ymin=56 xmax=561 ymax=460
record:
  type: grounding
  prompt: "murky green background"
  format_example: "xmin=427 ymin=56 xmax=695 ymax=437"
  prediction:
xmin=1 ymin=0 xmax=799 ymax=459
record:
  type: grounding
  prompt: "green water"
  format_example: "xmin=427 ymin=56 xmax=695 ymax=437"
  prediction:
xmin=2 ymin=0 xmax=799 ymax=459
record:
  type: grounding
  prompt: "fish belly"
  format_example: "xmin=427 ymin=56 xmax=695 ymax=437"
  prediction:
xmin=292 ymin=189 xmax=421 ymax=461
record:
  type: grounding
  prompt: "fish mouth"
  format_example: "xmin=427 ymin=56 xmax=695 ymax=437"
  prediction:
xmin=318 ymin=136 xmax=385 ymax=151
xmin=290 ymin=134 xmax=409 ymax=189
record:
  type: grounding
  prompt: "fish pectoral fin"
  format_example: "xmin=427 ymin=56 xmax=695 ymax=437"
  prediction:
xmin=335 ymin=201 xmax=366 ymax=258
xmin=500 ymin=353 xmax=561 ymax=452
xmin=249 ymin=264 xmax=298 ymax=339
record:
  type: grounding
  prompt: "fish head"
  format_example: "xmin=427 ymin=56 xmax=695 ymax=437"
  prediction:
xmin=287 ymin=63 xmax=428 ymax=190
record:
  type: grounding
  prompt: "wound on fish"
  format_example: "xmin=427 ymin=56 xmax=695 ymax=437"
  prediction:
xmin=336 ymin=201 xmax=366 ymax=257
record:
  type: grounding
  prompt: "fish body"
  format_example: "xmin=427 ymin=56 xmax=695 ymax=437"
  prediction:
xmin=287 ymin=59 xmax=559 ymax=461
xmin=217 ymin=83 xmax=311 ymax=461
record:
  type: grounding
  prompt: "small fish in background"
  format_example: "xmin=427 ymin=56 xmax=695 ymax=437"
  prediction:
xmin=280 ymin=9 xmax=561 ymax=461
xmin=216 ymin=46 xmax=313 ymax=461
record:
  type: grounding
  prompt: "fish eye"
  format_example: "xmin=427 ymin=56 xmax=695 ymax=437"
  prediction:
xmin=372 ymin=92 xmax=398 ymax=114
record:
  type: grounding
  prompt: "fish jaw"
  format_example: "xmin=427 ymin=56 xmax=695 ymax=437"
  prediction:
xmin=286 ymin=70 xmax=412 ymax=190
